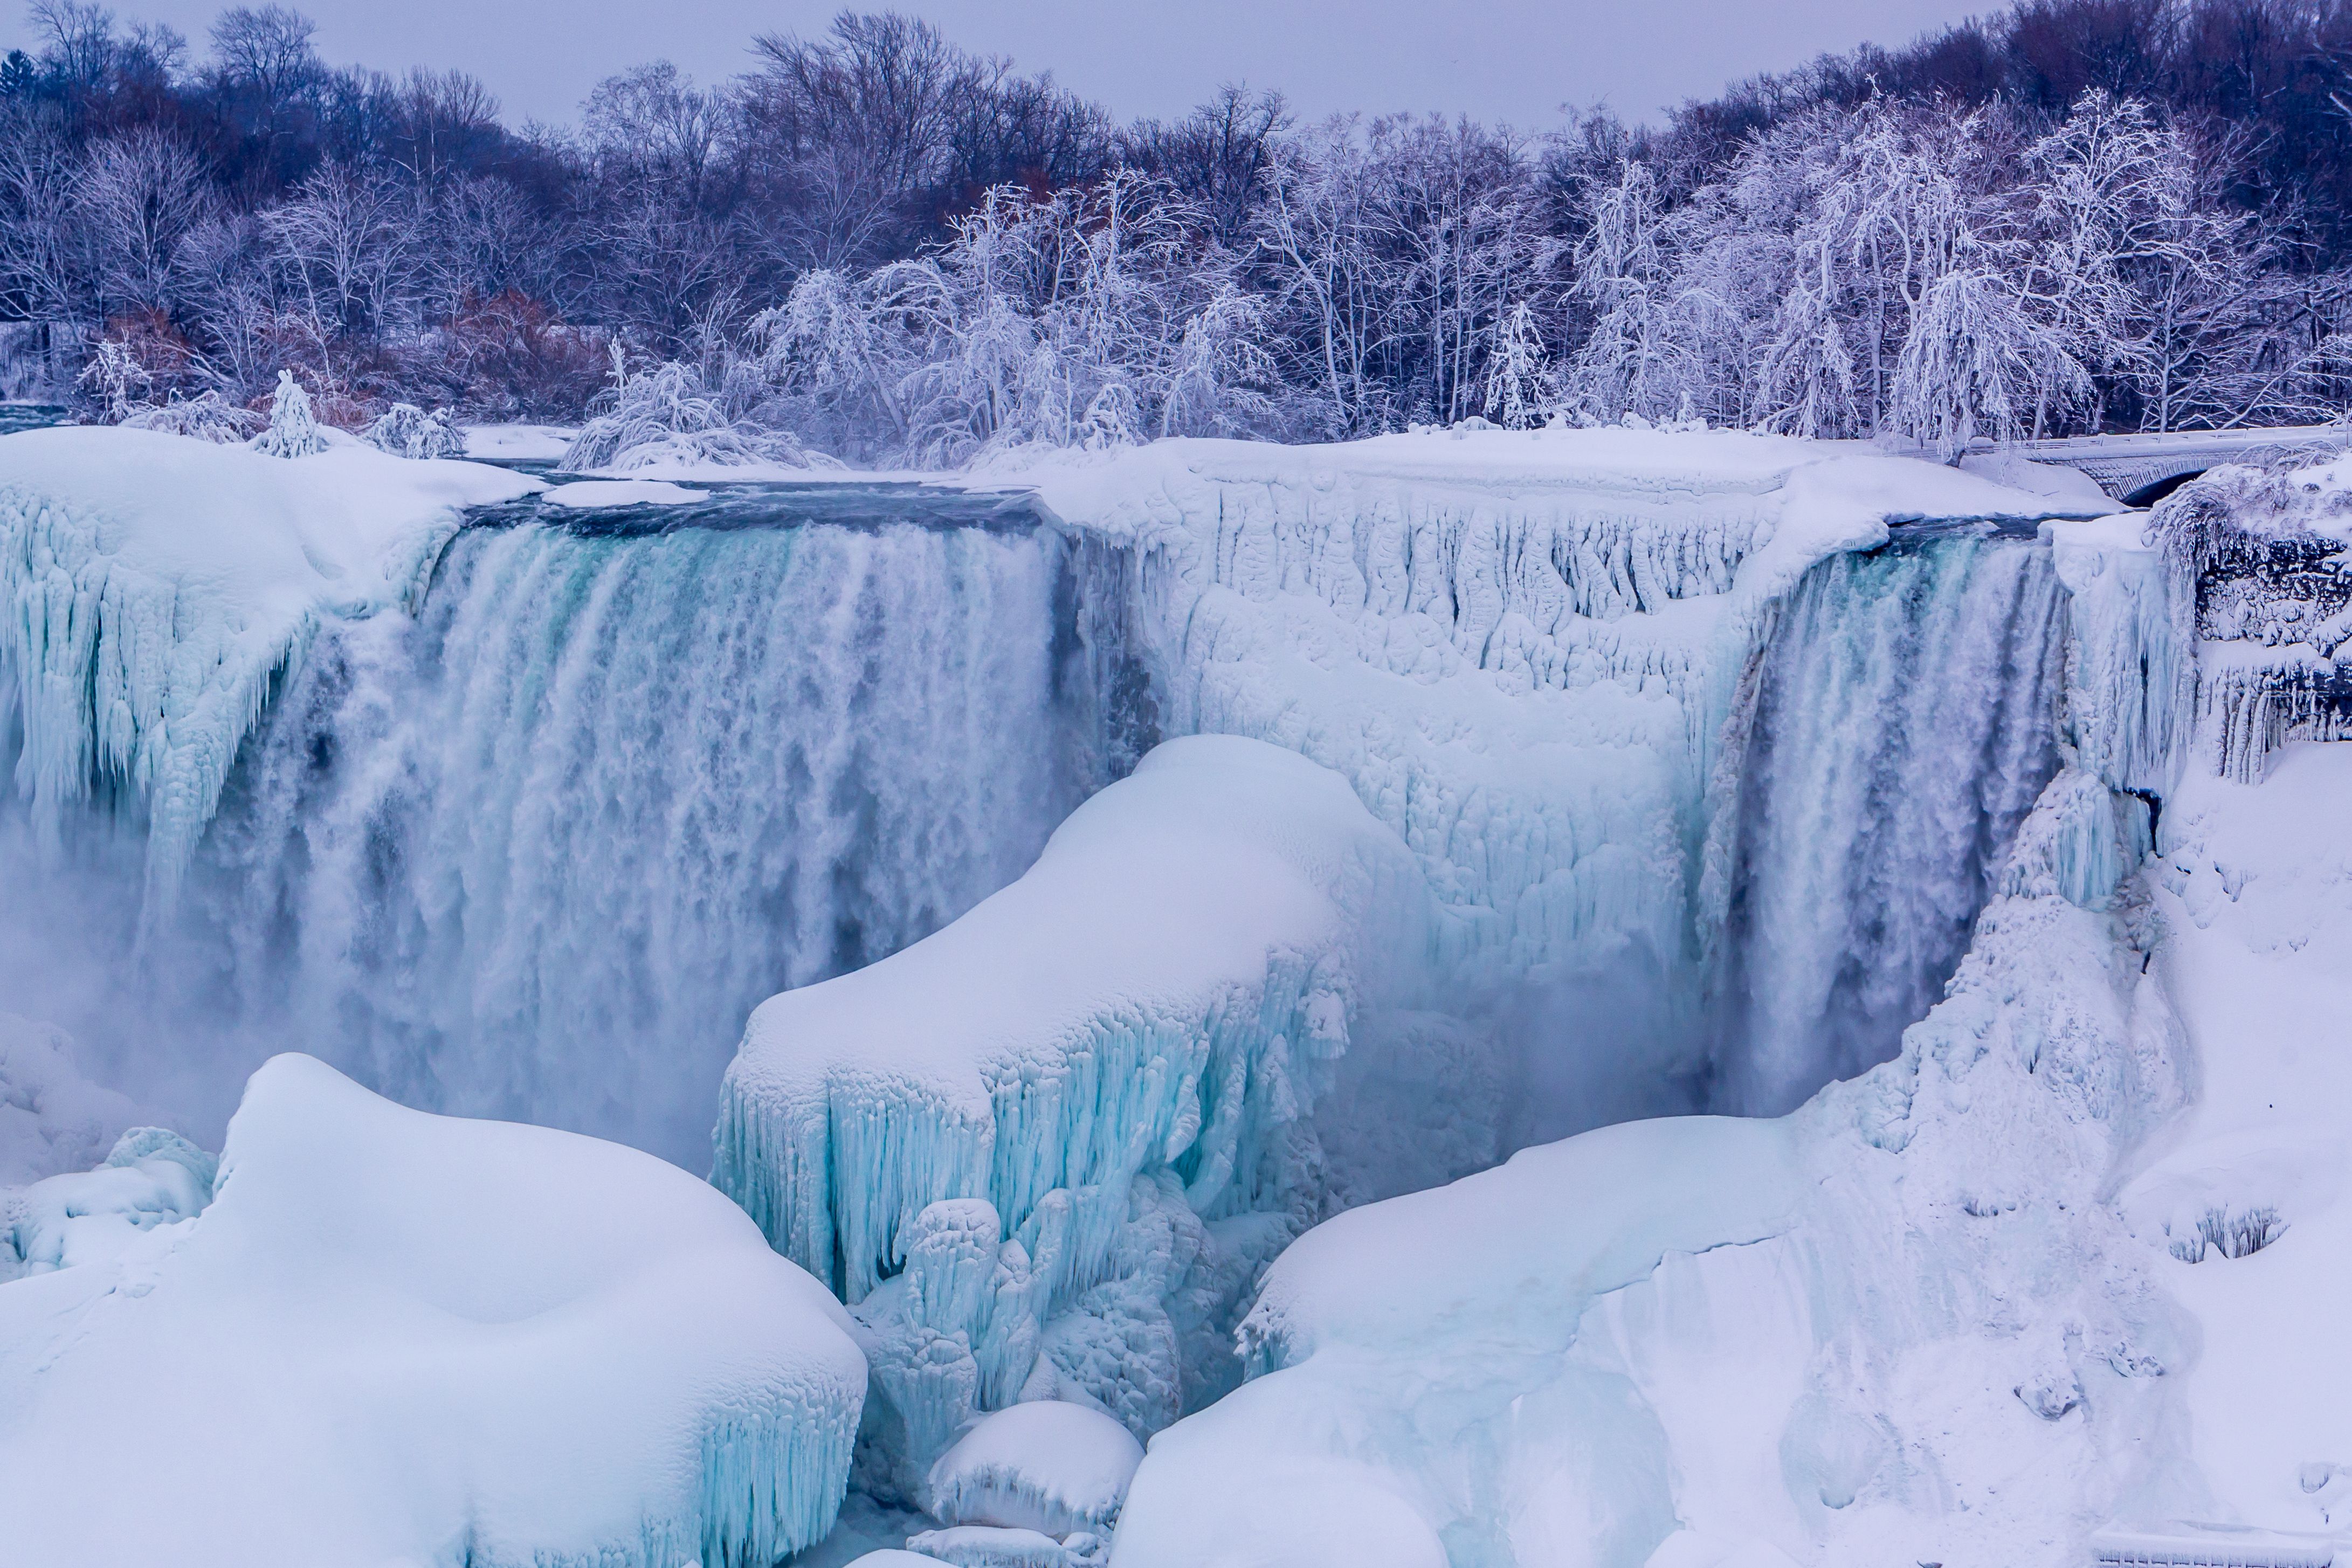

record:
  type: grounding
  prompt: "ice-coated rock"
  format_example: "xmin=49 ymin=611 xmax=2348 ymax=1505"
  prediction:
xmin=926 ymin=1400 xmax=1143 ymax=1534
xmin=718 ymin=735 xmax=1438 ymax=1486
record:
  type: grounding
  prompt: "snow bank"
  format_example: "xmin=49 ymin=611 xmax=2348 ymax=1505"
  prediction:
xmin=0 ymin=426 xmax=539 ymax=896
xmin=715 ymin=735 xmax=1436 ymax=1483
xmin=461 ymin=421 xmax=578 ymax=461
xmin=2115 ymin=742 xmax=2352 ymax=1545
xmin=0 ymin=1053 xmax=866 ymax=1567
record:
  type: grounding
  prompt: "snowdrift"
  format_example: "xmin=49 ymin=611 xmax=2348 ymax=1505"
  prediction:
xmin=0 ymin=1053 xmax=866 ymax=1568
xmin=0 ymin=426 xmax=539 ymax=895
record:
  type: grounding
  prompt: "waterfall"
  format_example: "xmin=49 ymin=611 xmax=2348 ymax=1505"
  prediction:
xmin=3 ymin=502 xmax=1144 ymax=1165
xmin=1715 ymin=526 xmax=2068 ymax=1114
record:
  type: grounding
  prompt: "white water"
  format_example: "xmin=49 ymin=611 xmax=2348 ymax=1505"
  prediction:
xmin=3 ymin=507 xmax=1137 ymax=1165
xmin=1716 ymin=527 xmax=2067 ymax=1113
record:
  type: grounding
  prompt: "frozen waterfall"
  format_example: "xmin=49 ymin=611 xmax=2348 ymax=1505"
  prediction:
xmin=1715 ymin=526 xmax=2068 ymax=1113
xmin=2 ymin=496 xmax=1148 ymax=1163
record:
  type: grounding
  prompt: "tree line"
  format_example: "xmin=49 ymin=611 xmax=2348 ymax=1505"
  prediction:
xmin=4 ymin=0 xmax=2351 ymax=462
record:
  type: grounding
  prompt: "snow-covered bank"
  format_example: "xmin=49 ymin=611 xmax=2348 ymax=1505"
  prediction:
xmin=0 ymin=1054 xmax=865 ymax=1568
xmin=0 ymin=427 xmax=539 ymax=894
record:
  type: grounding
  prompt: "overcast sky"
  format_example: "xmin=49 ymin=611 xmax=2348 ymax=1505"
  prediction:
xmin=3 ymin=0 xmax=1992 ymax=129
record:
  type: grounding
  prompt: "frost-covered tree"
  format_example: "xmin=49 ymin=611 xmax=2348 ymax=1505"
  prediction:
xmin=363 ymin=401 xmax=463 ymax=458
xmin=1893 ymin=266 xmax=2089 ymax=457
xmin=1482 ymin=299 xmax=1550 ymax=429
xmin=252 ymin=367 xmax=328 ymax=456
xmin=1564 ymin=160 xmax=1700 ymax=423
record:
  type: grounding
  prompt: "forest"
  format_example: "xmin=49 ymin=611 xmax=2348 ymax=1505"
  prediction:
xmin=6 ymin=0 xmax=2352 ymax=463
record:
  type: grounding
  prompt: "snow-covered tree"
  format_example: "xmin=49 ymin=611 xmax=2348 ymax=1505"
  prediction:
xmin=1482 ymin=299 xmax=1550 ymax=429
xmin=251 ymin=368 xmax=329 ymax=457
xmin=1564 ymin=160 xmax=1698 ymax=423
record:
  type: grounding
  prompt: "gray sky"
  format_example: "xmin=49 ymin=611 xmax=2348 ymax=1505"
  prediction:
xmin=5 ymin=0 xmax=1993 ymax=129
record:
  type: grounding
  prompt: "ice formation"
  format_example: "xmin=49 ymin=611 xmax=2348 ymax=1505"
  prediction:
xmin=2145 ymin=455 xmax=2352 ymax=782
xmin=1030 ymin=433 xmax=2113 ymax=1140
xmin=2 ymin=1122 xmax=214 ymax=1282
xmin=0 ymin=1053 xmax=866 ymax=1567
xmin=0 ymin=1012 xmax=142 ymax=1187
xmin=1105 ymin=465 xmax=2352 ymax=1566
xmin=716 ymin=735 xmax=1437 ymax=1489
xmin=5 ymin=480 xmax=1134 ymax=1158
xmin=0 ymin=426 xmax=537 ymax=897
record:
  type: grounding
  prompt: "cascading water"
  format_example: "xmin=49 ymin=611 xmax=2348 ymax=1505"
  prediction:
xmin=1714 ymin=525 xmax=2068 ymax=1114
xmin=2 ymin=492 xmax=1149 ymax=1165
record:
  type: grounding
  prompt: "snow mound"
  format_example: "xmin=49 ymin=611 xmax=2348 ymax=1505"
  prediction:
xmin=0 ymin=1053 xmax=866 ymax=1568
xmin=927 ymin=1400 xmax=1142 ymax=1534
xmin=0 ymin=426 xmax=539 ymax=897
xmin=715 ymin=735 xmax=1437 ymax=1484
xmin=542 ymin=477 xmax=702 ymax=508
xmin=3 ymin=1124 xmax=213 ymax=1282
xmin=906 ymin=1524 xmax=1103 ymax=1567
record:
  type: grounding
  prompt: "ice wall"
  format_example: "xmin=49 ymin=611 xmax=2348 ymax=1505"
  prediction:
xmin=1716 ymin=528 xmax=2068 ymax=1113
xmin=1032 ymin=433 xmax=2113 ymax=1133
xmin=2146 ymin=456 xmax=2352 ymax=783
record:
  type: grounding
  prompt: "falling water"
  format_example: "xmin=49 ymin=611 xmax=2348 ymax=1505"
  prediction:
xmin=1716 ymin=526 xmax=2067 ymax=1114
xmin=4 ymin=497 xmax=1146 ymax=1165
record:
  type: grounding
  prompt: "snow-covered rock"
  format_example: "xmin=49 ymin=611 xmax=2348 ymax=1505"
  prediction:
xmin=542 ymin=476 xmax=702 ymax=508
xmin=927 ymin=1400 xmax=1143 ymax=1534
xmin=716 ymin=735 xmax=1437 ymax=1486
xmin=0 ymin=1053 xmax=866 ymax=1567
xmin=0 ymin=425 xmax=540 ymax=897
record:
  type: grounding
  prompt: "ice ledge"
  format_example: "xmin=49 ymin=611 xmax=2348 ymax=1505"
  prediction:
xmin=0 ymin=426 xmax=539 ymax=901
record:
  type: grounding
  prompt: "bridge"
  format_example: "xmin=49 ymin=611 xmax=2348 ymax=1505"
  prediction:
xmin=2002 ymin=425 xmax=2352 ymax=507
